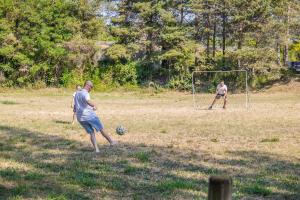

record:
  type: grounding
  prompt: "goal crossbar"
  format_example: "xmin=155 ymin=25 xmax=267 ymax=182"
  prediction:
xmin=192 ymin=70 xmax=249 ymax=109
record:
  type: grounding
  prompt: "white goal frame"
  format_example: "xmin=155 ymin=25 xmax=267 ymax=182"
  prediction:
xmin=192 ymin=70 xmax=249 ymax=109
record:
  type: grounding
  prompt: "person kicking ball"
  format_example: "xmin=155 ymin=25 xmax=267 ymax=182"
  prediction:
xmin=74 ymin=80 xmax=117 ymax=153
xmin=208 ymin=81 xmax=228 ymax=110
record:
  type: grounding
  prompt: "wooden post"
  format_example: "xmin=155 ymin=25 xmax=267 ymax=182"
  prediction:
xmin=208 ymin=176 xmax=232 ymax=200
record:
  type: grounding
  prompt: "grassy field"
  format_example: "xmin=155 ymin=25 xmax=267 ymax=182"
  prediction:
xmin=0 ymin=83 xmax=299 ymax=200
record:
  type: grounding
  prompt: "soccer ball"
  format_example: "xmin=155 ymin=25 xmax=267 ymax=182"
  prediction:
xmin=116 ymin=125 xmax=126 ymax=135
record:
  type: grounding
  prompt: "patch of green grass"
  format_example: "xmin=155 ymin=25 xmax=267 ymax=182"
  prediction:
xmin=242 ymin=184 xmax=272 ymax=196
xmin=63 ymin=191 xmax=91 ymax=200
xmin=0 ymin=142 xmax=14 ymax=151
xmin=124 ymin=165 xmax=140 ymax=174
xmin=8 ymin=136 xmax=26 ymax=144
xmin=261 ymin=138 xmax=279 ymax=143
xmin=8 ymin=196 xmax=23 ymax=200
xmin=286 ymin=174 xmax=299 ymax=181
xmin=35 ymin=162 xmax=62 ymax=173
xmin=11 ymin=184 xmax=29 ymax=195
xmin=24 ymin=172 xmax=44 ymax=181
xmin=94 ymin=163 xmax=112 ymax=172
xmin=160 ymin=129 xmax=167 ymax=134
xmin=157 ymin=179 xmax=197 ymax=191
xmin=43 ymin=140 xmax=73 ymax=149
xmin=1 ymin=100 xmax=19 ymax=105
xmin=64 ymin=171 xmax=98 ymax=187
xmin=0 ymin=89 xmax=299 ymax=199
xmin=47 ymin=194 xmax=68 ymax=200
xmin=107 ymin=177 xmax=127 ymax=190
xmin=0 ymin=168 xmax=21 ymax=180
xmin=117 ymin=159 xmax=129 ymax=165
xmin=131 ymin=151 xmax=151 ymax=163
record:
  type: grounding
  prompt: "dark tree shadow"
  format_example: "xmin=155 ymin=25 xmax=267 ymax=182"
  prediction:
xmin=0 ymin=125 xmax=299 ymax=199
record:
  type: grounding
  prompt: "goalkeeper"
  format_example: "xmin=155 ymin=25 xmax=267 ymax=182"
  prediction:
xmin=208 ymin=81 xmax=227 ymax=109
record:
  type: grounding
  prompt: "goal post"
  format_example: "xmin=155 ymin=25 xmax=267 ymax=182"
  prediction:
xmin=192 ymin=70 xmax=249 ymax=110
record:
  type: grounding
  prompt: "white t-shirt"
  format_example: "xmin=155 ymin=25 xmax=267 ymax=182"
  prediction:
xmin=217 ymin=84 xmax=227 ymax=95
xmin=74 ymin=89 xmax=97 ymax=121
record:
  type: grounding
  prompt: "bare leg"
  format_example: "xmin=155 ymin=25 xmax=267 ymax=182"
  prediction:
xmin=90 ymin=133 xmax=100 ymax=153
xmin=72 ymin=112 xmax=76 ymax=125
xmin=209 ymin=97 xmax=218 ymax=109
xmin=223 ymin=97 xmax=227 ymax=109
xmin=99 ymin=129 xmax=116 ymax=145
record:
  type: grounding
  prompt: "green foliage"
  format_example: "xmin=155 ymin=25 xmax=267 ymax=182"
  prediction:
xmin=290 ymin=41 xmax=300 ymax=61
xmin=0 ymin=0 xmax=299 ymax=89
xmin=105 ymin=44 xmax=130 ymax=62
xmin=168 ymin=75 xmax=192 ymax=91
xmin=113 ymin=62 xmax=138 ymax=85
xmin=60 ymin=69 xmax=84 ymax=88
xmin=99 ymin=62 xmax=138 ymax=86
xmin=0 ymin=0 xmax=105 ymax=87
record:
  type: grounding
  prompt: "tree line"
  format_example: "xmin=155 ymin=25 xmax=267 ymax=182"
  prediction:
xmin=0 ymin=0 xmax=299 ymax=89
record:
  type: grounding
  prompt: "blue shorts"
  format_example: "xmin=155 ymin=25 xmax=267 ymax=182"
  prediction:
xmin=216 ymin=93 xmax=225 ymax=98
xmin=79 ymin=117 xmax=104 ymax=134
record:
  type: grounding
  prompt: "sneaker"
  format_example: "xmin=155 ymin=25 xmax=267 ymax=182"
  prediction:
xmin=208 ymin=106 xmax=212 ymax=110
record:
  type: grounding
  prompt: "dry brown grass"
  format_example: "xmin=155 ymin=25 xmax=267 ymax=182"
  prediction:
xmin=0 ymin=85 xmax=299 ymax=199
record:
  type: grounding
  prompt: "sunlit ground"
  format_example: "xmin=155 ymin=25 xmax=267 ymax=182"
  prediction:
xmin=0 ymin=83 xmax=299 ymax=199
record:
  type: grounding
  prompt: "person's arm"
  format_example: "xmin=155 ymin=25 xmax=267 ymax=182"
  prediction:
xmin=216 ymin=85 xmax=219 ymax=95
xmin=87 ymin=100 xmax=97 ymax=110
xmin=85 ymin=93 xmax=97 ymax=110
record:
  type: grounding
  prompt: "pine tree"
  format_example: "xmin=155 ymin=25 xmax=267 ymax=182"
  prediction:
xmin=0 ymin=0 xmax=106 ymax=86
xmin=110 ymin=0 xmax=196 ymax=82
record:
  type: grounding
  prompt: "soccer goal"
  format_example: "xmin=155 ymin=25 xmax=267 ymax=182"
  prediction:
xmin=192 ymin=70 xmax=249 ymax=110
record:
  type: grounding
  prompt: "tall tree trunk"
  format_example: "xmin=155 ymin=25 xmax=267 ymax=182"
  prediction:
xmin=284 ymin=3 xmax=290 ymax=66
xmin=195 ymin=47 xmax=200 ymax=67
xmin=206 ymin=31 xmax=210 ymax=58
xmin=222 ymin=0 xmax=226 ymax=65
xmin=212 ymin=16 xmax=216 ymax=58
xmin=205 ymin=1 xmax=210 ymax=58
xmin=180 ymin=0 xmax=184 ymax=24
xmin=283 ymin=46 xmax=286 ymax=64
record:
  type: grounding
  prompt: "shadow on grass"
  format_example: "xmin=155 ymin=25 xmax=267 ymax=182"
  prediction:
xmin=54 ymin=120 xmax=72 ymax=125
xmin=0 ymin=124 xmax=299 ymax=199
xmin=0 ymin=100 xmax=20 ymax=105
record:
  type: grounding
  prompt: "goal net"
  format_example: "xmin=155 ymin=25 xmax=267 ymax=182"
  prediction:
xmin=192 ymin=70 xmax=249 ymax=110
